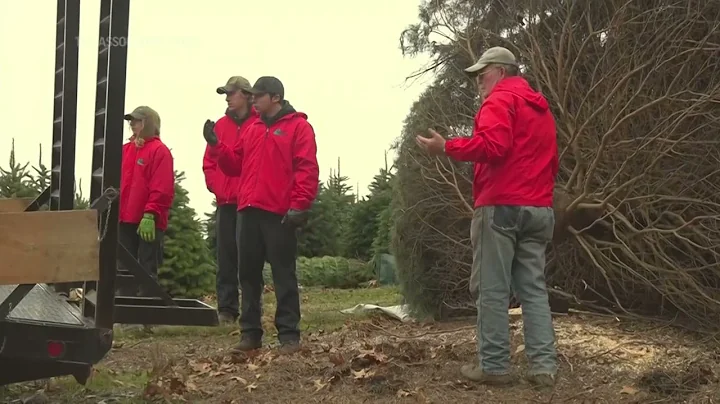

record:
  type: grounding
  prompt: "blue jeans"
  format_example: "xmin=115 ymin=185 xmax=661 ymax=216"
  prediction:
xmin=469 ymin=205 xmax=557 ymax=376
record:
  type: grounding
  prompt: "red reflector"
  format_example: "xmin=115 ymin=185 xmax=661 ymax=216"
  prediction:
xmin=47 ymin=341 xmax=65 ymax=358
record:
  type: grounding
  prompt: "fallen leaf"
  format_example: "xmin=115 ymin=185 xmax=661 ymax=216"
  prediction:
xmin=143 ymin=382 xmax=164 ymax=398
xmin=515 ymin=344 xmax=525 ymax=355
xmin=169 ymin=377 xmax=186 ymax=394
xmin=231 ymin=376 xmax=248 ymax=385
xmin=247 ymin=363 xmax=260 ymax=371
xmin=329 ymin=352 xmax=345 ymax=366
xmin=620 ymin=386 xmax=639 ymax=395
xmin=353 ymin=349 xmax=388 ymax=365
xmin=246 ymin=382 xmax=258 ymax=392
xmin=313 ymin=379 xmax=328 ymax=392
xmin=190 ymin=361 xmax=212 ymax=375
xmin=397 ymin=389 xmax=413 ymax=397
xmin=352 ymin=369 xmax=376 ymax=380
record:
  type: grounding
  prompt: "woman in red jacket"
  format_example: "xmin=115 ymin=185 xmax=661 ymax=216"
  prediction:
xmin=119 ymin=106 xmax=175 ymax=297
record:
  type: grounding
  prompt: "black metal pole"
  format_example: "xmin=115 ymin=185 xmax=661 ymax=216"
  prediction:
xmin=92 ymin=0 xmax=130 ymax=330
xmin=58 ymin=0 xmax=80 ymax=211
xmin=50 ymin=0 xmax=82 ymax=295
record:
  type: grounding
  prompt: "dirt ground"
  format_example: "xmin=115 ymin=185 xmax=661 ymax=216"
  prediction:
xmin=6 ymin=316 xmax=720 ymax=403
xmin=3 ymin=289 xmax=720 ymax=403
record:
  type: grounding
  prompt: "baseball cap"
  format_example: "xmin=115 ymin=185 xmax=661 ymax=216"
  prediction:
xmin=464 ymin=47 xmax=518 ymax=74
xmin=124 ymin=106 xmax=161 ymax=131
xmin=216 ymin=76 xmax=253 ymax=94
xmin=248 ymin=76 xmax=284 ymax=99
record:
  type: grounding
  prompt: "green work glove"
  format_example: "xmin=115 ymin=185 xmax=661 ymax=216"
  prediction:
xmin=137 ymin=213 xmax=156 ymax=242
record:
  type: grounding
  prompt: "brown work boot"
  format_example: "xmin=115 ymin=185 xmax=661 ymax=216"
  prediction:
xmin=526 ymin=373 xmax=556 ymax=390
xmin=230 ymin=337 xmax=262 ymax=353
xmin=278 ymin=340 xmax=301 ymax=355
xmin=460 ymin=364 xmax=514 ymax=385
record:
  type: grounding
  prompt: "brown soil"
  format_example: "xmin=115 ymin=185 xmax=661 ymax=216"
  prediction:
xmin=6 ymin=312 xmax=720 ymax=403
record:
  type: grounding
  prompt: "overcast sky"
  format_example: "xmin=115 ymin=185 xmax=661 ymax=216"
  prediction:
xmin=0 ymin=1 xmax=430 ymax=217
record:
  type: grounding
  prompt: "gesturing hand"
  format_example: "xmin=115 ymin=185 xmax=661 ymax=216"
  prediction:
xmin=416 ymin=128 xmax=446 ymax=156
xmin=203 ymin=119 xmax=218 ymax=146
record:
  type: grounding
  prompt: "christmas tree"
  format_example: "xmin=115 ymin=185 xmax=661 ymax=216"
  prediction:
xmin=158 ymin=171 xmax=215 ymax=298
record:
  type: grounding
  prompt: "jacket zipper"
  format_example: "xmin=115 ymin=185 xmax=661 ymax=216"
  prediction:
xmin=248 ymin=125 xmax=269 ymax=208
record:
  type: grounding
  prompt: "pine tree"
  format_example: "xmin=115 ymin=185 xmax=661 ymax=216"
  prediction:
xmin=297 ymin=181 xmax=335 ymax=257
xmin=297 ymin=158 xmax=356 ymax=257
xmin=0 ymin=139 xmax=39 ymax=198
xmin=73 ymin=178 xmax=90 ymax=209
xmin=204 ymin=200 xmax=218 ymax=259
xmin=158 ymin=171 xmax=215 ymax=298
xmin=344 ymin=151 xmax=394 ymax=260
xmin=0 ymin=140 xmax=91 ymax=209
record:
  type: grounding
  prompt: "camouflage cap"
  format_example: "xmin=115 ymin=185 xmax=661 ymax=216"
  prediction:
xmin=124 ymin=106 xmax=161 ymax=135
xmin=216 ymin=76 xmax=253 ymax=95
xmin=464 ymin=47 xmax=518 ymax=74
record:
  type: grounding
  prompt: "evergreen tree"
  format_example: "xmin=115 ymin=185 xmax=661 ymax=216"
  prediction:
xmin=0 ymin=139 xmax=39 ymax=198
xmin=204 ymin=200 xmax=218 ymax=259
xmin=158 ymin=171 xmax=215 ymax=298
xmin=73 ymin=178 xmax=90 ymax=209
xmin=297 ymin=158 xmax=356 ymax=257
xmin=297 ymin=181 xmax=339 ymax=257
xmin=28 ymin=144 xmax=50 ymax=194
xmin=344 ymin=151 xmax=394 ymax=260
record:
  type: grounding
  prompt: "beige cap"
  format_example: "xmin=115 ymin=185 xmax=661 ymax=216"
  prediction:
xmin=216 ymin=76 xmax=253 ymax=94
xmin=464 ymin=47 xmax=518 ymax=73
xmin=124 ymin=106 xmax=161 ymax=136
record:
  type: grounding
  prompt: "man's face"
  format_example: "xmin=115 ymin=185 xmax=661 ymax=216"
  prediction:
xmin=225 ymin=90 xmax=250 ymax=112
xmin=476 ymin=65 xmax=505 ymax=98
xmin=252 ymin=93 xmax=273 ymax=114
xmin=129 ymin=118 xmax=143 ymax=136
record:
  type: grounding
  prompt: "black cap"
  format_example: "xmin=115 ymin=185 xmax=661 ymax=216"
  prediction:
xmin=249 ymin=76 xmax=284 ymax=99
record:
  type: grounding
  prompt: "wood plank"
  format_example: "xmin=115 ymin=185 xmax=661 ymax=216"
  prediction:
xmin=0 ymin=198 xmax=35 ymax=213
xmin=0 ymin=210 xmax=99 ymax=285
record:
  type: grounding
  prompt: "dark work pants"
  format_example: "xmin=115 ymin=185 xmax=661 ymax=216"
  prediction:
xmin=216 ymin=203 xmax=240 ymax=317
xmin=118 ymin=222 xmax=165 ymax=297
xmin=237 ymin=207 xmax=300 ymax=343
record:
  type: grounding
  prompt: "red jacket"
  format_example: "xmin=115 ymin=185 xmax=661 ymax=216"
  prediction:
xmin=445 ymin=76 xmax=558 ymax=208
xmin=202 ymin=109 xmax=259 ymax=205
xmin=210 ymin=101 xmax=320 ymax=215
xmin=119 ymin=136 xmax=175 ymax=231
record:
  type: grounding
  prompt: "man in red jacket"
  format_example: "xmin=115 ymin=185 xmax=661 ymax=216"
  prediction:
xmin=417 ymin=47 xmax=558 ymax=388
xmin=120 ymin=106 xmax=175 ymax=297
xmin=202 ymin=76 xmax=259 ymax=324
xmin=203 ymin=76 xmax=319 ymax=355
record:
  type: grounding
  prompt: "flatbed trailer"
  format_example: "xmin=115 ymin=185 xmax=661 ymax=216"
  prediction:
xmin=0 ymin=0 xmax=218 ymax=386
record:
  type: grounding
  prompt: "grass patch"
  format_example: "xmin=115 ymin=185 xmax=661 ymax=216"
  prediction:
xmin=0 ymin=369 xmax=150 ymax=404
xmin=296 ymin=286 xmax=401 ymax=332
xmin=117 ymin=286 xmax=401 ymax=340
